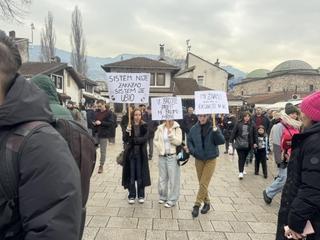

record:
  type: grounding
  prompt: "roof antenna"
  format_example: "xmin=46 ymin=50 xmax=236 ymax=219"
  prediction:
xmin=186 ymin=39 xmax=191 ymax=53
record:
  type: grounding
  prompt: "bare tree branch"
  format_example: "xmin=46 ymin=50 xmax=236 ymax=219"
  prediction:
xmin=40 ymin=11 xmax=56 ymax=62
xmin=70 ymin=5 xmax=87 ymax=76
xmin=165 ymin=47 xmax=185 ymax=67
xmin=0 ymin=0 xmax=31 ymax=22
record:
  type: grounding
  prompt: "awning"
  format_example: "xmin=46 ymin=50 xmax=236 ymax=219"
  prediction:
xmin=83 ymin=92 xmax=98 ymax=100
xmin=59 ymin=93 xmax=71 ymax=100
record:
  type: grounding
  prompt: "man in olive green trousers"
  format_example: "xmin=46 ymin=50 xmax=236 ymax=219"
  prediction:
xmin=187 ymin=114 xmax=225 ymax=218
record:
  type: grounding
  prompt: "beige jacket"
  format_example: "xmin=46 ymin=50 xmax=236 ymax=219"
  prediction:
xmin=154 ymin=121 xmax=182 ymax=156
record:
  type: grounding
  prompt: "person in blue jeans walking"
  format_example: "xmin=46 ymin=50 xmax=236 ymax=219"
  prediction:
xmin=263 ymin=104 xmax=301 ymax=204
xmin=154 ymin=120 xmax=182 ymax=208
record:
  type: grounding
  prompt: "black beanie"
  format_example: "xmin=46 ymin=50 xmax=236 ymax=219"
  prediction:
xmin=285 ymin=103 xmax=300 ymax=115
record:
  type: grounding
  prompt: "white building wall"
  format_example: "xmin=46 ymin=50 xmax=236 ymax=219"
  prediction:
xmin=64 ymin=70 xmax=81 ymax=104
xmin=188 ymin=54 xmax=228 ymax=91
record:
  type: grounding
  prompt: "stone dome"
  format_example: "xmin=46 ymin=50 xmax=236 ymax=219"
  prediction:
xmin=273 ymin=60 xmax=313 ymax=72
xmin=247 ymin=69 xmax=270 ymax=78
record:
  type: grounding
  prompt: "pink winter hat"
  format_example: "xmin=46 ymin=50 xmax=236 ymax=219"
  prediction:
xmin=300 ymin=91 xmax=320 ymax=122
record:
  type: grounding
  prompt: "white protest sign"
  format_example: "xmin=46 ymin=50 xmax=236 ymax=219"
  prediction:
xmin=105 ymin=72 xmax=150 ymax=103
xmin=151 ymin=97 xmax=183 ymax=120
xmin=195 ymin=90 xmax=229 ymax=114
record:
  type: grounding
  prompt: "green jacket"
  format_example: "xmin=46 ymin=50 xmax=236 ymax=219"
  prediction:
xmin=31 ymin=75 xmax=73 ymax=121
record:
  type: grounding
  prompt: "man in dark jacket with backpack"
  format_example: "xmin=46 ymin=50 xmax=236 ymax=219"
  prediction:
xmin=0 ymin=30 xmax=82 ymax=240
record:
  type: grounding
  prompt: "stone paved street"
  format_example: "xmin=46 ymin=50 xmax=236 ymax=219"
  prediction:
xmin=84 ymin=130 xmax=280 ymax=240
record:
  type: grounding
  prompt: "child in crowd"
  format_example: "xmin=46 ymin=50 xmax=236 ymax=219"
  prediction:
xmin=255 ymin=125 xmax=268 ymax=178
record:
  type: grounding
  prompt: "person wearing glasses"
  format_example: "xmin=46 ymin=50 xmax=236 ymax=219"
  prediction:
xmin=187 ymin=114 xmax=225 ymax=218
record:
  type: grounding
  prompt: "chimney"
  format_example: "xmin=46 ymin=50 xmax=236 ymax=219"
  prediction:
xmin=214 ymin=59 xmax=220 ymax=67
xmin=159 ymin=44 xmax=165 ymax=61
xmin=9 ymin=31 xmax=16 ymax=39
xmin=50 ymin=56 xmax=61 ymax=63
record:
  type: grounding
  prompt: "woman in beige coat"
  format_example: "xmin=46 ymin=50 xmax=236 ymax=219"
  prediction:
xmin=154 ymin=120 xmax=182 ymax=208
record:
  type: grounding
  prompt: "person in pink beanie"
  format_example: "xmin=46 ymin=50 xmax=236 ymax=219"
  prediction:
xmin=276 ymin=91 xmax=320 ymax=240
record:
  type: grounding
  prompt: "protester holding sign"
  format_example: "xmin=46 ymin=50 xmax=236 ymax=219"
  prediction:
xmin=187 ymin=114 xmax=225 ymax=218
xmin=154 ymin=120 xmax=182 ymax=208
xmin=122 ymin=109 xmax=151 ymax=204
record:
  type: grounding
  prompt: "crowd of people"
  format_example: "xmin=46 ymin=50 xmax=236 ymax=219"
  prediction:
xmin=0 ymin=30 xmax=320 ymax=239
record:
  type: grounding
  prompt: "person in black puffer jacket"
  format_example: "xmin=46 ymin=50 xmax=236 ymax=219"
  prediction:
xmin=277 ymin=91 xmax=320 ymax=240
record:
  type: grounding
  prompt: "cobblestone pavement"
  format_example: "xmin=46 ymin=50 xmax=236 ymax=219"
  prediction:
xmin=83 ymin=130 xmax=280 ymax=240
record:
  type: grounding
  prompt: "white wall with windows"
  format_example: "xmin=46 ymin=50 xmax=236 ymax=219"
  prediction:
xmin=176 ymin=54 xmax=229 ymax=91
xmin=63 ymin=70 xmax=81 ymax=104
xmin=150 ymin=71 xmax=171 ymax=88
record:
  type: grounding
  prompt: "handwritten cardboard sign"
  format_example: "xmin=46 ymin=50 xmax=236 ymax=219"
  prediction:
xmin=195 ymin=90 xmax=229 ymax=114
xmin=105 ymin=72 xmax=150 ymax=103
xmin=151 ymin=97 xmax=183 ymax=120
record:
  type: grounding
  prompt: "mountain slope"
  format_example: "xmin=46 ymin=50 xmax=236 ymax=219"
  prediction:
xmin=29 ymin=46 xmax=246 ymax=87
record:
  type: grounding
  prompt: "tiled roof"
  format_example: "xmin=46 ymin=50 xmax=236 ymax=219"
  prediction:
xmin=102 ymin=57 xmax=180 ymax=71
xmin=175 ymin=66 xmax=196 ymax=77
xmin=173 ymin=78 xmax=200 ymax=95
xmin=19 ymin=62 xmax=85 ymax=89
xmin=19 ymin=62 xmax=67 ymax=76
xmin=186 ymin=53 xmax=234 ymax=79
xmin=245 ymin=92 xmax=309 ymax=104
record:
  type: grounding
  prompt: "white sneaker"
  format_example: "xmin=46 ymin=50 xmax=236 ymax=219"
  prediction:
xmin=238 ymin=173 xmax=244 ymax=180
xmin=138 ymin=198 xmax=145 ymax=204
xmin=158 ymin=199 xmax=165 ymax=204
xmin=164 ymin=202 xmax=175 ymax=208
xmin=243 ymin=170 xmax=247 ymax=175
xmin=128 ymin=198 xmax=135 ymax=204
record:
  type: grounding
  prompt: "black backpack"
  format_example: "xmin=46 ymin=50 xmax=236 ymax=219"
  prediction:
xmin=0 ymin=119 xmax=96 ymax=238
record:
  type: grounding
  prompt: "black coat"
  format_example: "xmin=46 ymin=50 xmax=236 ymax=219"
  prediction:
xmin=230 ymin=121 xmax=257 ymax=150
xmin=142 ymin=113 xmax=158 ymax=139
xmin=222 ymin=116 xmax=236 ymax=140
xmin=182 ymin=113 xmax=198 ymax=134
xmin=110 ymin=111 xmax=118 ymax=138
xmin=95 ymin=110 xmax=115 ymax=138
xmin=0 ymin=76 xmax=82 ymax=240
xmin=122 ymin=122 xmax=151 ymax=189
xmin=276 ymin=122 xmax=320 ymax=240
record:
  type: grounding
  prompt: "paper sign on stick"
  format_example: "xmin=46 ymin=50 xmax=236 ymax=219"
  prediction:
xmin=195 ymin=91 xmax=229 ymax=114
xmin=151 ymin=97 xmax=183 ymax=120
xmin=105 ymin=72 xmax=150 ymax=103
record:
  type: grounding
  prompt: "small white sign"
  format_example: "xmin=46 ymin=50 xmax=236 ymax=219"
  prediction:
xmin=105 ymin=72 xmax=150 ymax=103
xmin=195 ymin=90 xmax=229 ymax=114
xmin=151 ymin=97 xmax=183 ymax=120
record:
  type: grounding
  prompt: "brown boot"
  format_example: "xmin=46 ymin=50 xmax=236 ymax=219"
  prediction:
xmin=98 ymin=166 xmax=103 ymax=174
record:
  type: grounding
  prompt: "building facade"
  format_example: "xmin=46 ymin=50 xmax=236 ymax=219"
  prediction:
xmin=19 ymin=62 xmax=85 ymax=104
xmin=233 ymin=60 xmax=320 ymax=102
xmin=175 ymin=53 xmax=233 ymax=92
xmin=102 ymin=57 xmax=180 ymax=113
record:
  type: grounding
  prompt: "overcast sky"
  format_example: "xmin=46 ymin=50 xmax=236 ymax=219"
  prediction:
xmin=1 ymin=0 xmax=320 ymax=72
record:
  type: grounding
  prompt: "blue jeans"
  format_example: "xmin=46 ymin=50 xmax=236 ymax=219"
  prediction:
xmin=158 ymin=155 xmax=180 ymax=205
xmin=266 ymin=167 xmax=287 ymax=199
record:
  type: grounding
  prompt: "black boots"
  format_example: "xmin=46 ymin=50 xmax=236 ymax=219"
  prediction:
xmin=192 ymin=206 xmax=199 ymax=218
xmin=201 ymin=203 xmax=210 ymax=214
xmin=192 ymin=203 xmax=211 ymax=218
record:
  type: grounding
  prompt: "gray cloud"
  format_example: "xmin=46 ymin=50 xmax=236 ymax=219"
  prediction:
xmin=1 ymin=0 xmax=320 ymax=72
